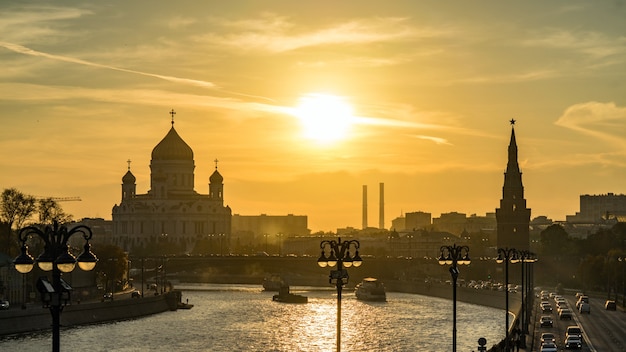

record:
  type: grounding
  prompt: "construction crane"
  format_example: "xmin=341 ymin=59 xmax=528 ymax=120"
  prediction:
xmin=35 ymin=196 xmax=82 ymax=202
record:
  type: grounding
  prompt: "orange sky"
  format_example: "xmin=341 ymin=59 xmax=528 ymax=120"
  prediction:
xmin=1 ymin=1 xmax=626 ymax=232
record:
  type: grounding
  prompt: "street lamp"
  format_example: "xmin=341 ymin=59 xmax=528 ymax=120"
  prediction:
xmin=438 ymin=244 xmax=471 ymax=352
xmin=515 ymin=250 xmax=536 ymax=348
xmin=13 ymin=221 xmax=98 ymax=352
xmin=317 ymin=237 xmax=362 ymax=352
xmin=496 ymin=247 xmax=518 ymax=352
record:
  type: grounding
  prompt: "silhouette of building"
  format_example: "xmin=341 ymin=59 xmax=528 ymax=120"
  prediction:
xmin=111 ymin=112 xmax=231 ymax=254
xmin=495 ymin=120 xmax=531 ymax=250
xmin=566 ymin=193 xmax=626 ymax=223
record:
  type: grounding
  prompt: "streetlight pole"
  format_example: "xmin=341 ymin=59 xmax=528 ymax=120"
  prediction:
xmin=438 ymin=244 xmax=471 ymax=352
xmin=13 ymin=221 xmax=98 ymax=352
xmin=516 ymin=250 xmax=535 ymax=348
xmin=496 ymin=247 xmax=518 ymax=352
xmin=317 ymin=237 xmax=362 ymax=352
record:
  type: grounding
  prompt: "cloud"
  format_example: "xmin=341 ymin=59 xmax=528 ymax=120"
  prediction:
xmin=0 ymin=42 xmax=218 ymax=89
xmin=555 ymin=101 xmax=626 ymax=147
xmin=523 ymin=29 xmax=626 ymax=60
xmin=197 ymin=15 xmax=444 ymax=53
xmin=416 ymin=135 xmax=452 ymax=145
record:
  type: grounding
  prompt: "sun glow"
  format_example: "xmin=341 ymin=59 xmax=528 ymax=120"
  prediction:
xmin=292 ymin=93 xmax=356 ymax=143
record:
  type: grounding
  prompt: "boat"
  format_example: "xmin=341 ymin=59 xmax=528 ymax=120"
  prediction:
xmin=177 ymin=300 xmax=194 ymax=309
xmin=272 ymin=285 xmax=308 ymax=304
xmin=262 ymin=274 xmax=286 ymax=291
xmin=355 ymin=277 xmax=386 ymax=302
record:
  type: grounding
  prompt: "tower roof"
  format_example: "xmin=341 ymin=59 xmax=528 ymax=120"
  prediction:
xmin=151 ymin=126 xmax=194 ymax=161
xmin=122 ymin=170 xmax=136 ymax=184
xmin=210 ymin=169 xmax=223 ymax=183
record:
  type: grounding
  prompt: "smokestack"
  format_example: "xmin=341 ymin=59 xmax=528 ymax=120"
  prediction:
xmin=362 ymin=185 xmax=368 ymax=229
xmin=379 ymin=182 xmax=384 ymax=229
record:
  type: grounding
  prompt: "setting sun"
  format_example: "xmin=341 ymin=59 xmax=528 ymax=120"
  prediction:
xmin=292 ymin=93 xmax=355 ymax=143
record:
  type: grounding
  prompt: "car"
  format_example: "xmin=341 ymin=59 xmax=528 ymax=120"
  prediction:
xmin=578 ymin=302 xmax=590 ymax=314
xmin=0 ymin=300 xmax=9 ymax=310
xmin=565 ymin=335 xmax=583 ymax=349
xmin=605 ymin=300 xmax=617 ymax=310
xmin=566 ymin=326 xmax=582 ymax=340
xmin=131 ymin=290 xmax=141 ymax=298
xmin=575 ymin=295 xmax=589 ymax=309
xmin=540 ymin=342 xmax=558 ymax=352
xmin=101 ymin=292 xmax=114 ymax=302
xmin=541 ymin=304 xmax=553 ymax=313
xmin=559 ymin=308 xmax=573 ymax=320
xmin=540 ymin=315 xmax=553 ymax=327
xmin=541 ymin=332 xmax=556 ymax=344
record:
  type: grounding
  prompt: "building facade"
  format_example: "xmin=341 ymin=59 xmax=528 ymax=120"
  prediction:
xmin=111 ymin=117 xmax=231 ymax=254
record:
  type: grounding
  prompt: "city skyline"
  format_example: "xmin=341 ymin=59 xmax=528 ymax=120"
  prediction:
xmin=2 ymin=1 xmax=626 ymax=232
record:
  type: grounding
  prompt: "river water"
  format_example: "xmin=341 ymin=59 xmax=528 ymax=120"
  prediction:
xmin=0 ymin=284 xmax=505 ymax=351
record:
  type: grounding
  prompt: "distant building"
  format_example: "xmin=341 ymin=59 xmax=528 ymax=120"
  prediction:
xmin=406 ymin=211 xmax=432 ymax=231
xmin=566 ymin=193 xmax=626 ymax=223
xmin=495 ymin=121 xmax=531 ymax=250
xmin=231 ymin=214 xmax=309 ymax=249
xmin=111 ymin=115 xmax=232 ymax=254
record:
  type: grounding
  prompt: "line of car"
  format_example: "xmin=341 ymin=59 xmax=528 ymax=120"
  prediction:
xmin=539 ymin=290 xmax=582 ymax=351
xmin=539 ymin=290 xmax=620 ymax=351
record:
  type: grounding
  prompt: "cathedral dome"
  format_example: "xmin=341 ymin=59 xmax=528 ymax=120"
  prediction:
xmin=122 ymin=170 xmax=136 ymax=184
xmin=151 ymin=126 xmax=194 ymax=161
xmin=210 ymin=169 xmax=223 ymax=183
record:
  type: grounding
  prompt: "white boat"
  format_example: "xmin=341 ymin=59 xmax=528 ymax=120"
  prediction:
xmin=355 ymin=277 xmax=386 ymax=302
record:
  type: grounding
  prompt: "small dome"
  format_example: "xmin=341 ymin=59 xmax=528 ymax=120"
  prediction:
xmin=151 ymin=127 xmax=193 ymax=161
xmin=210 ymin=169 xmax=223 ymax=183
xmin=122 ymin=170 xmax=136 ymax=184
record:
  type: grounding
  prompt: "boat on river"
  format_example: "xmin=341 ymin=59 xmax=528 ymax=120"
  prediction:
xmin=262 ymin=274 xmax=286 ymax=291
xmin=272 ymin=285 xmax=307 ymax=304
xmin=355 ymin=278 xmax=386 ymax=302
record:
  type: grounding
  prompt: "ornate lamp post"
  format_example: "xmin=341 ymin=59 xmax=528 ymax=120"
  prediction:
xmin=496 ymin=247 xmax=518 ymax=352
xmin=515 ymin=250 xmax=536 ymax=348
xmin=317 ymin=237 xmax=362 ymax=352
xmin=13 ymin=221 xmax=98 ymax=352
xmin=438 ymin=244 xmax=471 ymax=352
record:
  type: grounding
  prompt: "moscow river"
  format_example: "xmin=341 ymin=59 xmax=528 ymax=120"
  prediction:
xmin=0 ymin=284 xmax=506 ymax=352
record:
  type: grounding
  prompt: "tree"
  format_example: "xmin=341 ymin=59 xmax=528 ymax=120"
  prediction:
xmin=0 ymin=188 xmax=36 ymax=255
xmin=94 ymin=244 xmax=128 ymax=292
xmin=37 ymin=197 xmax=73 ymax=224
xmin=539 ymin=224 xmax=572 ymax=256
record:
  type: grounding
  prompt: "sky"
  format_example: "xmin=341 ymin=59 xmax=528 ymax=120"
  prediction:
xmin=1 ymin=1 xmax=626 ymax=232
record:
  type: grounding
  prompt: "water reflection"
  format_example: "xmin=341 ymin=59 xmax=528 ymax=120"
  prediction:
xmin=0 ymin=284 xmax=504 ymax=352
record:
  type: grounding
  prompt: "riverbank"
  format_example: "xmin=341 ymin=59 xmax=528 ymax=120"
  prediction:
xmin=0 ymin=292 xmax=180 ymax=336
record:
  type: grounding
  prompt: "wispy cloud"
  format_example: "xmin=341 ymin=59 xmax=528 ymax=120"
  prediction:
xmin=196 ymin=14 xmax=445 ymax=53
xmin=523 ymin=29 xmax=626 ymax=60
xmin=0 ymin=42 xmax=218 ymax=89
xmin=416 ymin=135 xmax=452 ymax=145
xmin=555 ymin=101 xmax=626 ymax=147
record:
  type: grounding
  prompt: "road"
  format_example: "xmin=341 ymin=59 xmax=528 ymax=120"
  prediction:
xmin=531 ymin=293 xmax=626 ymax=351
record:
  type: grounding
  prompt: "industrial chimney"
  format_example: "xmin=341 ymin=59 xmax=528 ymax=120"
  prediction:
xmin=379 ymin=182 xmax=384 ymax=229
xmin=362 ymin=185 xmax=368 ymax=229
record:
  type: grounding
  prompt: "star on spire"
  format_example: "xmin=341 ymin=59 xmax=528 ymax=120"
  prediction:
xmin=510 ymin=119 xmax=516 ymax=126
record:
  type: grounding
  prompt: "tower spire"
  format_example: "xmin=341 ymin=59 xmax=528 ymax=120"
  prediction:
xmin=496 ymin=119 xmax=530 ymax=250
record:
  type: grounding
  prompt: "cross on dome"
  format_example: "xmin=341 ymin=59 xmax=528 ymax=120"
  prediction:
xmin=170 ymin=109 xmax=176 ymax=126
